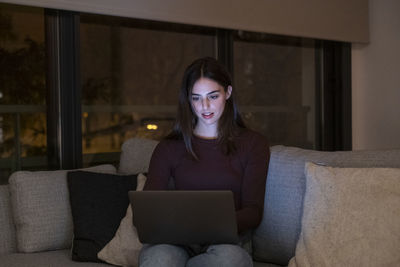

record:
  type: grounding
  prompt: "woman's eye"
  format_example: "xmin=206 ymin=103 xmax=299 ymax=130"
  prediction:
xmin=209 ymin=95 xmax=219 ymax=100
xmin=191 ymin=96 xmax=200 ymax=102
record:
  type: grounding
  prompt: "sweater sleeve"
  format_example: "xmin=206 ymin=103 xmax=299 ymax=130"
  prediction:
xmin=236 ymin=133 xmax=270 ymax=233
xmin=144 ymin=141 xmax=172 ymax=190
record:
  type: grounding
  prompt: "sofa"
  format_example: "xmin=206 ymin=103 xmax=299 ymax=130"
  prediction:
xmin=1 ymin=138 xmax=399 ymax=267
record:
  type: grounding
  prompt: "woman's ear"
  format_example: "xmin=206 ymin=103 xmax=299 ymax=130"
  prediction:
xmin=226 ymin=86 xmax=233 ymax=99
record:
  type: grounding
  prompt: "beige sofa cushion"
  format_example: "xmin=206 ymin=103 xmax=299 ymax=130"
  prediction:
xmin=9 ymin=164 xmax=116 ymax=253
xmin=288 ymin=163 xmax=400 ymax=267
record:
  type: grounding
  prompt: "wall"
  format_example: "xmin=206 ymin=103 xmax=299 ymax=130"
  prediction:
xmin=1 ymin=0 xmax=369 ymax=43
xmin=352 ymin=0 xmax=400 ymax=150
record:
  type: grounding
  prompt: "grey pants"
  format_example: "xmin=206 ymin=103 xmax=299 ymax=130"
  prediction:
xmin=139 ymin=243 xmax=253 ymax=267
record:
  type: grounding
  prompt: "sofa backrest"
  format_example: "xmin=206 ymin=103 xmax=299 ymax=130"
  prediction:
xmin=118 ymin=138 xmax=159 ymax=174
xmin=0 ymin=185 xmax=17 ymax=254
xmin=253 ymin=145 xmax=400 ymax=266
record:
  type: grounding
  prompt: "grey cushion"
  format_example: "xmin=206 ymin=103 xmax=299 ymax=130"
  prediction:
xmin=9 ymin=164 xmax=116 ymax=253
xmin=253 ymin=145 xmax=400 ymax=266
xmin=0 ymin=249 xmax=110 ymax=267
xmin=118 ymin=138 xmax=158 ymax=174
xmin=0 ymin=185 xmax=17 ymax=254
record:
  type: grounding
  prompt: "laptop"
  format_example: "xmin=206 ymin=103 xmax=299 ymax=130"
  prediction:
xmin=129 ymin=190 xmax=239 ymax=245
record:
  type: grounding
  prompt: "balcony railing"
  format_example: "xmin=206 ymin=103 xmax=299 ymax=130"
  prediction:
xmin=0 ymin=104 xmax=310 ymax=184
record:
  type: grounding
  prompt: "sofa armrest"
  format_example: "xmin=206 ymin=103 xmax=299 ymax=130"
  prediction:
xmin=0 ymin=185 xmax=17 ymax=254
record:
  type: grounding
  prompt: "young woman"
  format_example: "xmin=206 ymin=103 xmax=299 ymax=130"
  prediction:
xmin=139 ymin=57 xmax=270 ymax=267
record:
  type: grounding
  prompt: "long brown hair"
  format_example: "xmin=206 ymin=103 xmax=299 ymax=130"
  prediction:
xmin=166 ymin=57 xmax=246 ymax=159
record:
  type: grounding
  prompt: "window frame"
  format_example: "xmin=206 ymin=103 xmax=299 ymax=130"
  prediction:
xmin=44 ymin=10 xmax=352 ymax=170
xmin=45 ymin=9 xmax=82 ymax=170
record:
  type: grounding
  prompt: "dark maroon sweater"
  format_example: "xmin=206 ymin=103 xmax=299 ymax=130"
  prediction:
xmin=144 ymin=129 xmax=270 ymax=233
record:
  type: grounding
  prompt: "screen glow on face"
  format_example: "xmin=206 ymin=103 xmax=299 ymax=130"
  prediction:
xmin=190 ymin=78 xmax=231 ymax=136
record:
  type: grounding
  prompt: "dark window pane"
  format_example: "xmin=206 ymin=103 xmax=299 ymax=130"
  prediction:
xmin=234 ymin=32 xmax=318 ymax=149
xmin=80 ymin=14 xmax=216 ymax=167
xmin=0 ymin=4 xmax=46 ymax=184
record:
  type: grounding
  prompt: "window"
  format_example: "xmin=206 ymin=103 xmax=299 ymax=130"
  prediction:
xmin=0 ymin=6 xmax=351 ymax=184
xmin=0 ymin=4 xmax=46 ymax=184
xmin=233 ymin=32 xmax=318 ymax=149
xmin=80 ymin=14 xmax=216 ymax=167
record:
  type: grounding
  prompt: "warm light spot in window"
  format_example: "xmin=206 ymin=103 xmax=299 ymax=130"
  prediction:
xmin=146 ymin=124 xmax=158 ymax=130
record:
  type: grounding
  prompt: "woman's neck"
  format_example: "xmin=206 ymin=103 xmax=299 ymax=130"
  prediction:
xmin=193 ymin=125 xmax=218 ymax=139
xmin=193 ymin=133 xmax=218 ymax=140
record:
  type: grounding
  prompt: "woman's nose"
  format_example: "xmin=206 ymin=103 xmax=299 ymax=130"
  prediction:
xmin=202 ymin=98 xmax=210 ymax=109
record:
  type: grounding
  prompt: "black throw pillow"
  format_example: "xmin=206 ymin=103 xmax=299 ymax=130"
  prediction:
xmin=67 ymin=170 xmax=137 ymax=262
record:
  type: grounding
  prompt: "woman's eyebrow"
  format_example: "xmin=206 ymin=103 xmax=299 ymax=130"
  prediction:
xmin=191 ymin=90 xmax=221 ymax=96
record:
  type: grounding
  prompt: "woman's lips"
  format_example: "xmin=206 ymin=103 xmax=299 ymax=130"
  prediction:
xmin=202 ymin=112 xmax=214 ymax=119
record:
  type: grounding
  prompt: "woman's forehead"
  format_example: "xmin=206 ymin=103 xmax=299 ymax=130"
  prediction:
xmin=191 ymin=78 xmax=224 ymax=95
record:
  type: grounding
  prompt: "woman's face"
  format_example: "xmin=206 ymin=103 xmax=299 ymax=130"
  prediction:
xmin=190 ymin=77 xmax=232 ymax=136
